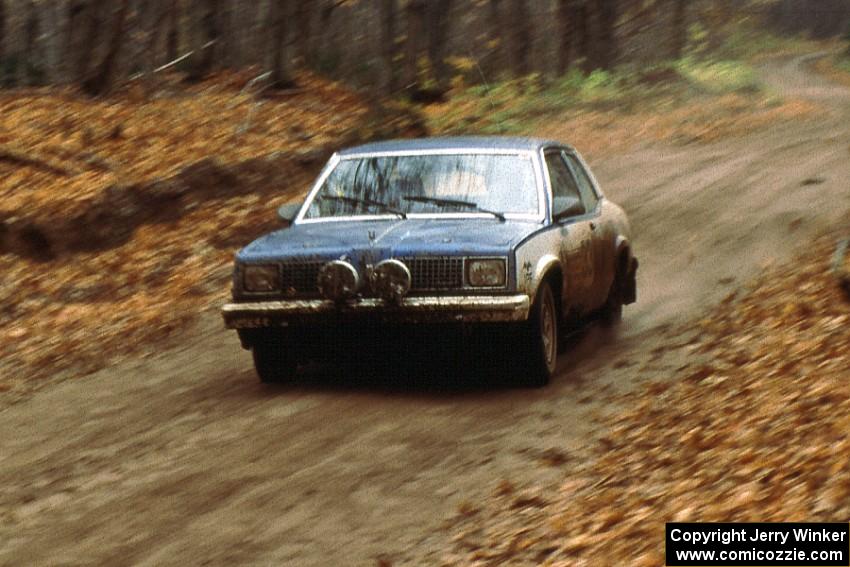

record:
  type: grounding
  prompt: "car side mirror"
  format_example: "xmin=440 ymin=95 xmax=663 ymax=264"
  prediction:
xmin=277 ymin=202 xmax=302 ymax=227
xmin=553 ymin=196 xmax=585 ymax=221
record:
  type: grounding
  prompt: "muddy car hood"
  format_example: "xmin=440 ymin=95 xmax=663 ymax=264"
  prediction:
xmin=237 ymin=218 xmax=542 ymax=263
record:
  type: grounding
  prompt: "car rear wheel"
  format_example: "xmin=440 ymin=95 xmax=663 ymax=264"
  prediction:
xmin=252 ymin=333 xmax=297 ymax=384
xmin=600 ymin=270 xmax=623 ymax=326
xmin=521 ymin=282 xmax=558 ymax=387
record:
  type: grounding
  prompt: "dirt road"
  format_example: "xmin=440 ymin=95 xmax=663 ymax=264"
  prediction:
xmin=1 ymin=55 xmax=848 ymax=566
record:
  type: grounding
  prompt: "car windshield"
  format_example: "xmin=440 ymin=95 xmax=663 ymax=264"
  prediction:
xmin=303 ymin=153 xmax=539 ymax=219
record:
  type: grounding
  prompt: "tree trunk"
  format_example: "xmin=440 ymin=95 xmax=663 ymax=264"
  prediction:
xmin=594 ymin=0 xmax=617 ymax=70
xmin=557 ymin=0 xmax=575 ymax=75
xmin=217 ymin=0 xmax=235 ymax=67
xmin=144 ymin=0 xmax=168 ymax=71
xmin=426 ymin=0 xmax=452 ymax=92
xmin=127 ymin=0 xmax=149 ymax=75
xmin=0 ymin=0 xmax=8 ymax=88
xmin=380 ymin=0 xmax=397 ymax=95
xmin=509 ymin=0 xmax=531 ymax=77
xmin=41 ymin=0 xmax=67 ymax=84
xmin=487 ymin=0 xmax=504 ymax=76
xmin=670 ymin=0 xmax=686 ymax=59
xmin=576 ymin=0 xmax=592 ymax=73
xmin=82 ymin=0 xmax=130 ymax=95
xmin=187 ymin=0 xmax=221 ymax=81
xmin=268 ymin=0 xmax=294 ymax=88
xmin=165 ymin=0 xmax=179 ymax=62
xmin=404 ymin=0 xmax=426 ymax=92
xmin=69 ymin=0 xmax=105 ymax=83
xmin=0 ymin=0 xmax=6 ymax=68
xmin=295 ymin=0 xmax=315 ymax=67
xmin=20 ymin=0 xmax=40 ymax=85
xmin=778 ymin=0 xmax=796 ymax=33
xmin=317 ymin=0 xmax=340 ymax=72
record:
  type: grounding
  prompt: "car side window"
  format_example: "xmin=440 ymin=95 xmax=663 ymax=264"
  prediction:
xmin=545 ymin=151 xmax=585 ymax=218
xmin=563 ymin=153 xmax=600 ymax=212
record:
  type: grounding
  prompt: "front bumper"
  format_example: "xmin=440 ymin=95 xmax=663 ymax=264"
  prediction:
xmin=222 ymin=294 xmax=531 ymax=328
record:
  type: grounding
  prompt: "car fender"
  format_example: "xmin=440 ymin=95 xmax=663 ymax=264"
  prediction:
xmin=532 ymin=254 xmax=561 ymax=301
xmin=615 ymin=234 xmax=632 ymax=262
xmin=515 ymin=228 xmax=562 ymax=300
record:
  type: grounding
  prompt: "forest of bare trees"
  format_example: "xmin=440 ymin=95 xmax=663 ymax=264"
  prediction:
xmin=771 ymin=0 xmax=850 ymax=38
xmin=0 ymin=0 xmax=848 ymax=97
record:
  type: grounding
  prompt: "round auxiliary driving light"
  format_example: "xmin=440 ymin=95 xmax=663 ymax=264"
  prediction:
xmin=318 ymin=260 xmax=360 ymax=301
xmin=370 ymin=259 xmax=412 ymax=303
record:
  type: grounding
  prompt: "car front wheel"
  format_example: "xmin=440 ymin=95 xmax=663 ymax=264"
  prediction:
xmin=252 ymin=333 xmax=297 ymax=384
xmin=520 ymin=281 xmax=558 ymax=387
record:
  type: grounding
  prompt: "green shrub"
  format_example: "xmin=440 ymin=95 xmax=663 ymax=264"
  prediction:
xmin=845 ymin=21 xmax=850 ymax=55
xmin=714 ymin=26 xmax=813 ymax=61
xmin=429 ymin=67 xmax=659 ymax=135
xmin=675 ymin=56 xmax=762 ymax=94
xmin=426 ymin=52 xmax=768 ymax=136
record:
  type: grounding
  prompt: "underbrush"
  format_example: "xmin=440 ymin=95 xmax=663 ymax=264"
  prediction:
xmin=837 ymin=56 xmax=850 ymax=75
xmin=426 ymin=56 xmax=776 ymax=139
xmin=673 ymin=56 xmax=761 ymax=94
xmin=425 ymin=24 xmax=826 ymax=140
xmin=711 ymin=27 xmax=817 ymax=61
xmin=812 ymin=52 xmax=850 ymax=88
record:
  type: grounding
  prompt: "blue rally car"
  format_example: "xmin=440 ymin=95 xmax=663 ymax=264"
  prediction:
xmin=222 ymin=137 xmax=637 ymax=386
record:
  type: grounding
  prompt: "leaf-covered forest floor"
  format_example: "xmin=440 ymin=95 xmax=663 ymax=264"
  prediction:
xmin=440 ymin=234 xmax=850 ymax=566
xmin=0 ymin=70 xmax=422 ymax=402
xmin=0 ymin=48 xmax=829 ymax=404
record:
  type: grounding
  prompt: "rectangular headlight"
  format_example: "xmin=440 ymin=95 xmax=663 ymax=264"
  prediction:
xmin=466 ymin=258 xmax=506 ymax=287
xmin=243 ymin=264 xmax=280 ymax=292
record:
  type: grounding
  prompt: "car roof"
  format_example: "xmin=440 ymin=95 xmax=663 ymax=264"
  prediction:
xmin=338 ymin=136 xmax=573 ymax=155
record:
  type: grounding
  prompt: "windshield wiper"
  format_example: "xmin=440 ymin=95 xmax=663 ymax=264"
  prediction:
xmin=402 ymin=196 xmax=506 ymax=221
xmin=319 ymin=194 xmax=406 ymax=219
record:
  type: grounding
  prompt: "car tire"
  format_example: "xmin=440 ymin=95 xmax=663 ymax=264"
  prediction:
xmin=600 ymin=270 xmax=623 ymax=326
xmin=521 ymin=281 xmax=558 ymax=387
xmin=252 ymin=334 xmax=297 ymax=384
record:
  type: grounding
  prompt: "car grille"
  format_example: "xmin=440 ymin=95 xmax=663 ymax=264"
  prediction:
xmin=280 ymin=260 xmax=324 ymax=294
xmin=403 ymin=257 xmax=464 ymax=290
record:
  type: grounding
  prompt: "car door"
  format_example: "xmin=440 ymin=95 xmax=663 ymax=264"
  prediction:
xmin=543 ymin=150 xmax=595 ymax=314
xmin=563 ymin=151 xmax=613 ymax=309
